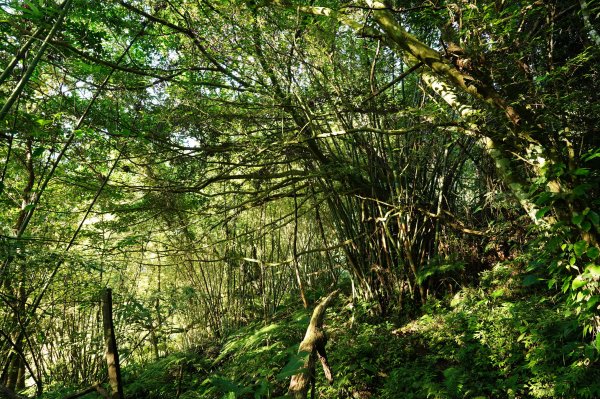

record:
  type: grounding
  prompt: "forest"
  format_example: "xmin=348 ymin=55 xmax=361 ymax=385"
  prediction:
xmin=1 ymin=0 xmax=599 ymax=398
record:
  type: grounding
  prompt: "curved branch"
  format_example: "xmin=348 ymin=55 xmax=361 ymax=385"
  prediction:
xmin=0 ymin=0 xmax=72 ymax=122
xmin=288 ymin=289 xmax=340 ymax=398
xmin=117 ymin=0 xmax=251 ymax=88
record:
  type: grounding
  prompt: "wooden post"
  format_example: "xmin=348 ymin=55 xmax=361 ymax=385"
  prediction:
xmin=288 ymin=290 xmax=339 ymax=399
xmin=102 ymin=288 xmax=124 ymax=399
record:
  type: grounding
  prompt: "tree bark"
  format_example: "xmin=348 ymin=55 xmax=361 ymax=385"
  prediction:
xmin=102 ymin=289 xmax=124 ymax=399
xmin=288 ymin=289 xmax=339 ymax=399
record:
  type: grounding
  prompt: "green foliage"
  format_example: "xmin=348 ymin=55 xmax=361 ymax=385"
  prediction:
xmin=376 ymin=264 xmax=600 ymax=399
xmin=523 ymin=139 xmax=600 ymax=340
xmin=201 ymin=309 xmax=310 ymax=398
xmin=3 ymin=1 xmax=600 ymax=398
xmin=319 ymin=301 xmax=397 ymax=397
xmin=124 ymin=352 xmax=209 ymax=399
xmin=111 ymin=305 xmax=310 ymax=399
xmin=416 ymin=257 xmax=466 ymax=286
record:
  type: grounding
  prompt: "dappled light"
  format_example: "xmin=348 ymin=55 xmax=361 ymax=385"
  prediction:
xmin=0 ymin=0 xmax=599 ymax=398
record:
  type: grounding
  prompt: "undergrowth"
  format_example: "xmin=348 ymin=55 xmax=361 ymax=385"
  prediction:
xmin=46 ymin=263 xmax=600 ymax=399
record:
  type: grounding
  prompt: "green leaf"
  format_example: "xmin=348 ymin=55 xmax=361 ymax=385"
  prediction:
xmin=523 ymin=275 xmax=541 ymax=286
xmin=36 ymin=118 xmax=53 ymax=127
xmin=572 ymin=213 xmax=584 ymax=225
xmin=210 ymin=376 xmax=244 ymax=395
xmin=535 ymin=207 xmax=550 ymax=220
xmin=588 ymin=210 xmax=599 ymax=226
xmin=74 ymin=129 xmax=87 ymax=138
xmin=32 ymin=147 xmax=45 ymax=157
xmin=573 ymin=184 xmax=592 ymax=197
xmin=19 ymin=1 xmax=43 ymax=19
xmin=583 ymin=150 xmax=600 ymax=162
xmin=582 ymin=220 xmax=592 ymax=232
xmin=574 ymin=240 xmax=588 ymax=257
xmin=586 ymin=296 xmax=600 ymax=311
xmin=535 ymin=192 xmax=553 ymax=206
xmin=562 ymin=278 xmax=572 ymax=293
xmin=588 ymin=247 xmax=600 ymax=260
xmin=586 ymin=264 xmax=600 ymax=277
xmin=276 ymin=352 xmax=308 ymax=380
xmin=571 ymin=276 xmax=586 ymax=290
xmin=361 ymin=362 xmax=378 ymax=373
xmin=573 ymin=168 xmax=590 ymax=176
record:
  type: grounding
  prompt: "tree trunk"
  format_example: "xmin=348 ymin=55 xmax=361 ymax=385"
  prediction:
xmin=288 ymin=290 xmax=339 ymax=399
xmin=102 ymin=289 xmax=124 ymax=399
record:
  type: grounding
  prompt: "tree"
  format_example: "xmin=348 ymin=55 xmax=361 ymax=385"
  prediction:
xmin=1 ymin=0 xmax=598 ymax=394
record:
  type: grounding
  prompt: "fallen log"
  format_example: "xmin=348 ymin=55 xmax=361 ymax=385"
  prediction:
xmin=288 ymin=289 xmax=340 ymax=399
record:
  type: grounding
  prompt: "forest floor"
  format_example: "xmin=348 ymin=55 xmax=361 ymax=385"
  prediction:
xmin=45 ymin=263 xmax=600 ymax=399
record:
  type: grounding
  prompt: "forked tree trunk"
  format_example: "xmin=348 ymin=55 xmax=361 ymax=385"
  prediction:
xmin=288 ymin=290 xmax=339 ymax=399
xmin=102 ymin=289 xmax=124 ymax=399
